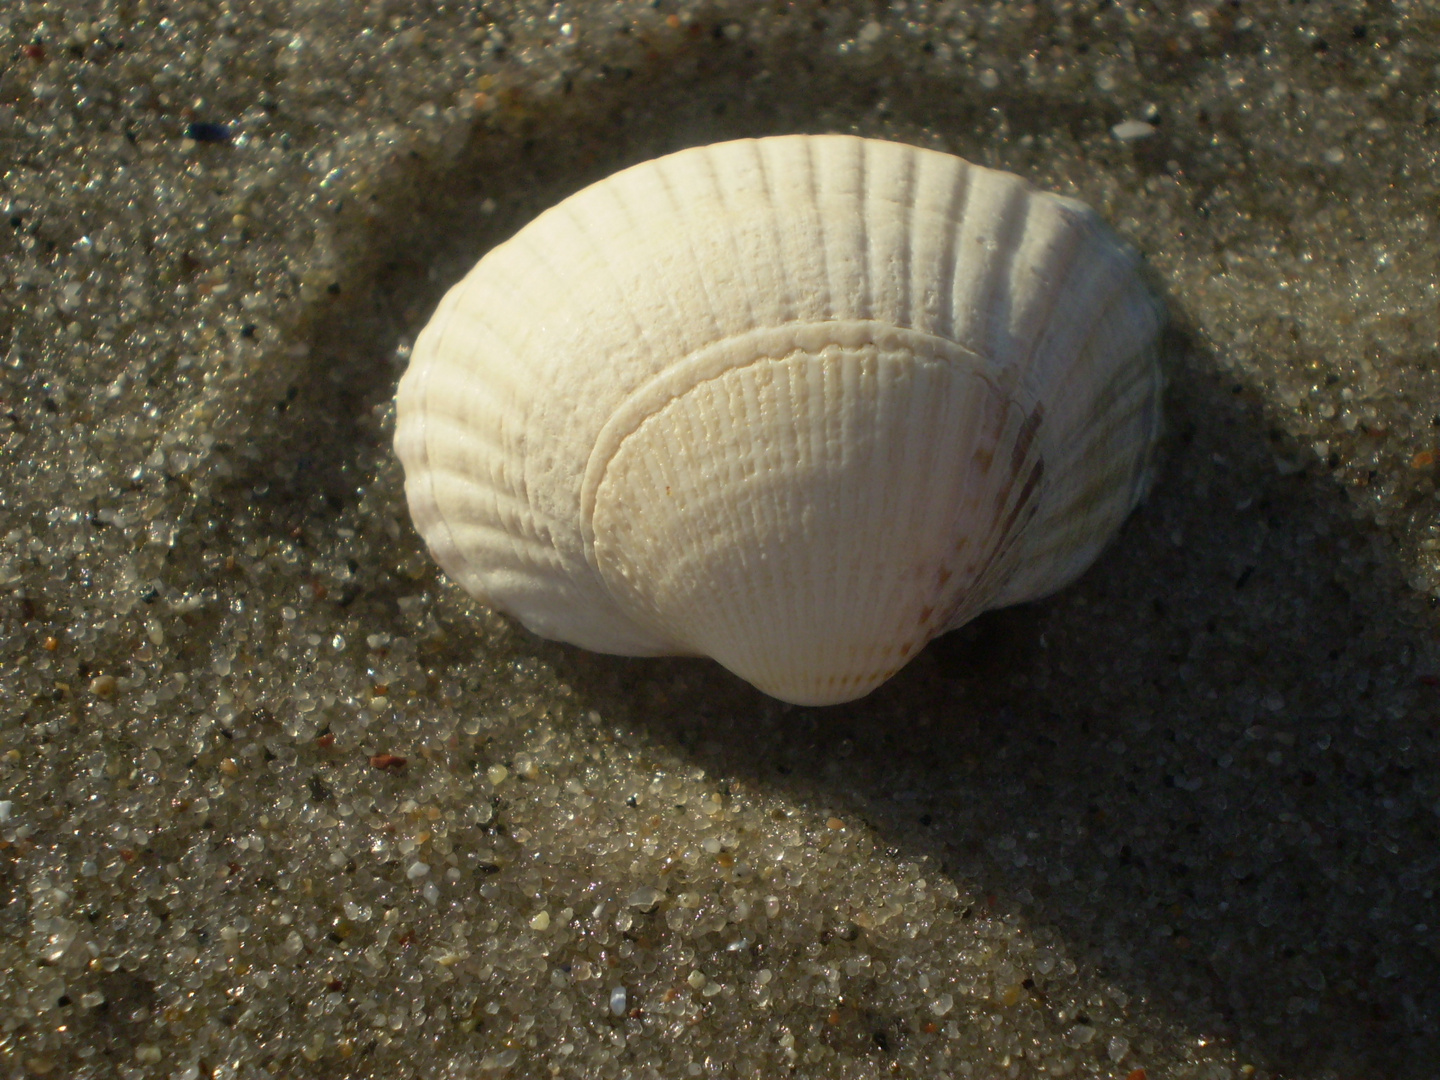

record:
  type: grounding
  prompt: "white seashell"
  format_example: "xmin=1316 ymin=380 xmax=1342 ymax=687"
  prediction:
xmin=394 ymin=135 xmax=1163 ymax=706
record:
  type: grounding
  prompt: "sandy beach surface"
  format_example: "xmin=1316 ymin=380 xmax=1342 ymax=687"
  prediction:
xmin=2 ymin=2 xmax=1439 ymax=1077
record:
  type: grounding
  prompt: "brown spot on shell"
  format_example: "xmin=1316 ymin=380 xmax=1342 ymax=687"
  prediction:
xmin=1011 ymin=404 xmax=1044 ymax=475
xmin=998 ymin=458 xmax=1045 ymax=540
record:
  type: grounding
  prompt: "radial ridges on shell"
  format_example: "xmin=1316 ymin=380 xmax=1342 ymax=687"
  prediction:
xmin=394 ymin=134 xmax=1163 ymax=705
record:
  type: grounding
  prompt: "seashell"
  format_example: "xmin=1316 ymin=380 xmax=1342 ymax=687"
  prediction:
xmin=394 ymin=135 xmax=1163 ymax=706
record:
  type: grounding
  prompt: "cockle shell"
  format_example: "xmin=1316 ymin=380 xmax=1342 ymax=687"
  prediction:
xmin=394 ymin=135 xmax=1162 ymax=706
